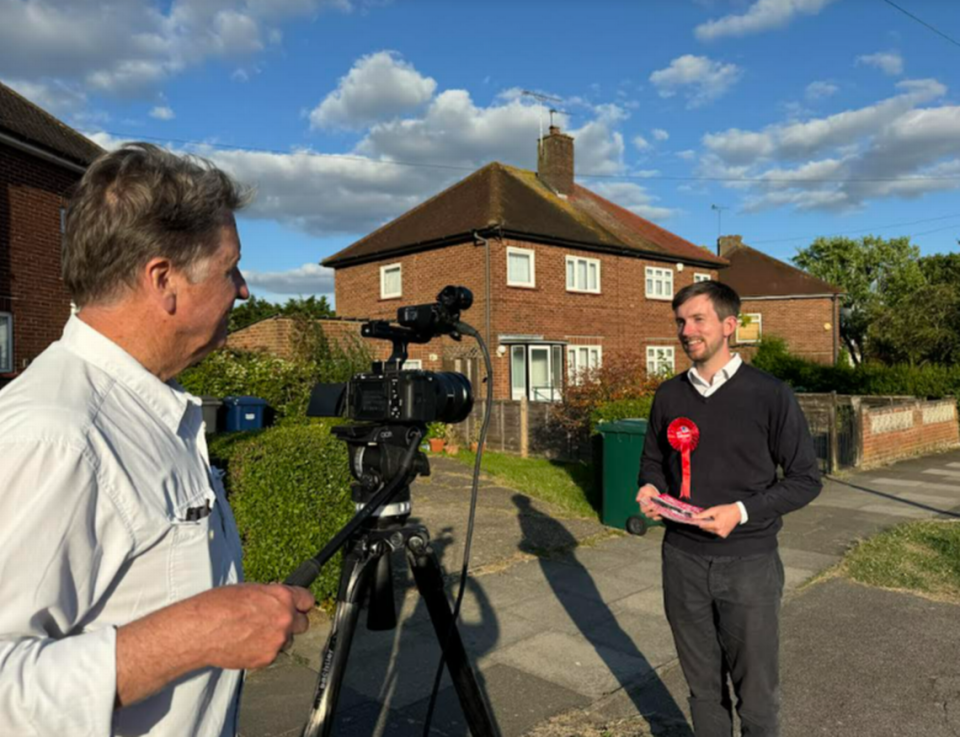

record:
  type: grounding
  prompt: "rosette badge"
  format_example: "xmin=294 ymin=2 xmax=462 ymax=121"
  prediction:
xmin=667 ymin=417 xmax=700 ymax=499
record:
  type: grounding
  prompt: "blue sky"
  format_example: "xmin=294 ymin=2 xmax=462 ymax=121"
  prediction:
xmin=3 ymin=0 xmax=960 ymax=306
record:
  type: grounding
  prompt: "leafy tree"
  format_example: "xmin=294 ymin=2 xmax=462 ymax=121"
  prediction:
xmin=229 ymin=294 xmax=335 ymax=332
xmin=792 ymin=236 xmax=926 ymax=365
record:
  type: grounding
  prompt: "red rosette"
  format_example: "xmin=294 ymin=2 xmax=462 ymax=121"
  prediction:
xmin=667 ymin=417 xmax=700 ymax=499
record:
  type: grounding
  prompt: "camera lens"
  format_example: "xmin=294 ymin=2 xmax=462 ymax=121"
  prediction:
xmin=432 ymin=371 xmax=473 ymax=423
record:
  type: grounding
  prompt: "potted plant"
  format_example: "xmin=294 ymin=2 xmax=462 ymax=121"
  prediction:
xmin=469 ymin=423 xmax=483 ymax=453
xmin=427 ymin=422 xmax=446 ymax=453
xmin=444 ymin=423 xmax=460 ymax=455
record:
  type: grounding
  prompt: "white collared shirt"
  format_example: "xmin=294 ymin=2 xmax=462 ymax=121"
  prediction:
xmin=687 ymin=353 xmax=749 ymax=525
xmin=0 ymin=316 xmax=244 ymax=736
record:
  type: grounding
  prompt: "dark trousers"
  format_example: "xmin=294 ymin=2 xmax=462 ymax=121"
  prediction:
xmin=662 ymin=541 xmax=784 ymax=737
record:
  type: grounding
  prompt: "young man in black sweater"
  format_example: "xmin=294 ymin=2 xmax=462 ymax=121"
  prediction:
xmin=637 ymin=281 xmax=821 ymax=737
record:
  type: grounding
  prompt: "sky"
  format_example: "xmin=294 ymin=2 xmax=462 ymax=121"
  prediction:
xmin=2 ymin=0 xmax=960 ymax=307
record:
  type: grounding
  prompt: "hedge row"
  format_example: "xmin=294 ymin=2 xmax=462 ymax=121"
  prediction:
xmin=209 ymin=423 xmax=355 ymax=603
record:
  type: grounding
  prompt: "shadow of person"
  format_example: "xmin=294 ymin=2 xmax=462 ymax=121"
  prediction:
xmin=512 ymin=494 xmax=693 ymax=737
xmin=333 ymin=521 xmax=502 ymax=737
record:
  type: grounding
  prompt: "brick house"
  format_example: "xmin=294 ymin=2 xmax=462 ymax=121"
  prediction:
xmin=323 ymin=126 xmax=728 ymax=401
xmin=0 ymin=81 xmax=102 ymax=387
xmin=718 ymin=235 xmax=843 ymax=365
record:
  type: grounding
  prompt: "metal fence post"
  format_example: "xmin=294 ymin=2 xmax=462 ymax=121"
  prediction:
xmin=829 ymin=391 xmax=839 ymax=474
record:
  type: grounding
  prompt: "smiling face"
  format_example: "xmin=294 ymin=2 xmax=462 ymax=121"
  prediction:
xmin=675 ymin=293 xmax=738 ymax=370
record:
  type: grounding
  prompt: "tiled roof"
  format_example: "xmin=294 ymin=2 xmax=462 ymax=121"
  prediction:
xmin=324 ymin=162 xmax=726 ymax=268
xmin=0 ymin=80 xmax=103 ymax=167
xmin=718 ymin=238 xmax=843 ymax=298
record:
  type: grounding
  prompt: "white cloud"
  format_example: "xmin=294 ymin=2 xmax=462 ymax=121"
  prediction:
xmin=649 ymin=55 xmax=742 ymax=108
xmin=0 ymin=0 xmax=350 ymax=97
xmin=677 ymin=149 xmax=697 ymax=161
xmin=856 ymin=51 xmax=903 ymax=76
xmin=242 ymin=263 xmax=334 ymax=295
xmin=805 ymin=81 xmax=838 ymax=100
xmin=652 ymin=128 xmax=670 ymax=141
xmin=150 ymin=105 xmax=175 ymax=120
xmin=588 ymin=181 xmax=678 ymax=221
xmin=2 ymin=77 xmax=88 ymax=116
xmin=309 ymin=51 xmax=437 ymax=130
xmin=633 ymin=135 xmax=650 ymax=151
xmin=695 ymin=0 xmax=837 ymax=41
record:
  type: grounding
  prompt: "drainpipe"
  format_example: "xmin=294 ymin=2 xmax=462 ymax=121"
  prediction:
xmin=473 ymin=231 xmax=492 ymax=352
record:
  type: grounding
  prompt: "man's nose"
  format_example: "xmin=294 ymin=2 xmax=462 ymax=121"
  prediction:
xmin=237 ymin=273 xmax=250 ymax=301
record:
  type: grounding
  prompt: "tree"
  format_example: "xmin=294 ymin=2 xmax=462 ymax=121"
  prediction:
xmin=792 ymin=236 xmax=926 ymax=365
xmin=228 ymin=294 xmax=335 ymax=333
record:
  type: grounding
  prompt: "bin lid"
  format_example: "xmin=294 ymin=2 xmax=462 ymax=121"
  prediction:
xmin=597 ymin=418 xmax=649 ymax=435
xmin=222 ymin=395 xmax=270 ymax=407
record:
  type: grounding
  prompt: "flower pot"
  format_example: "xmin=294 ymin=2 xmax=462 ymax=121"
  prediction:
xmin=429 ymin=438 xmax=445 ymax=453
xmin=445 ymin=444 xmax=460 ymax=456
xmin=470 ymin=441 xmax=483 ymax=453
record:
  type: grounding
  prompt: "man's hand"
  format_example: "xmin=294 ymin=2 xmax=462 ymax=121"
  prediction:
xmin=636 ymin=484 xmax=662 ymax=520
xmin=692 ymin=504 xmax=741 ymax=538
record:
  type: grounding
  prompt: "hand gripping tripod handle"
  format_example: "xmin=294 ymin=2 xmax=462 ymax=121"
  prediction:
xmin=283 ymin=428 xmax=423 ymax=589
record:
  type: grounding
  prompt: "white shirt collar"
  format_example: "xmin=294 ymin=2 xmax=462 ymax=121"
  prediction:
xmin=688 ymin=352 xmax=742 ymax=390
xmin=60 ymin=315 xmax=199 ymax=435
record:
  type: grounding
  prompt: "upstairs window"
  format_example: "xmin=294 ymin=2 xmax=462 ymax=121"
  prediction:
xmin=646 ymin=267 xmax=673 ymax=300
xmin=694 ymin=273 xmax=711 ymax=283
xmin=737 ymin=313 xmax=762 ymax=343
xmin=507 ymin=247 xmax=536 ymax=288
xmin=0 ymin=313 xmax=11 ymax=373
xmin=380 ymin=263 xmax=402 ymax=299
xmin=566 ymin=256 xmax=600 ymax=293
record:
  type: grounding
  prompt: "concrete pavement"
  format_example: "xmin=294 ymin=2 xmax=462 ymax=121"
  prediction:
xmin=238 ymin=449 xmax=960 ymax=737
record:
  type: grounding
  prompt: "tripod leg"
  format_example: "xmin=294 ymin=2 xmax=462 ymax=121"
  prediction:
xmin=406 ymin=536 xmax=500 ymax=737
xmin=302 ymin=544 xmax=377 ymax=737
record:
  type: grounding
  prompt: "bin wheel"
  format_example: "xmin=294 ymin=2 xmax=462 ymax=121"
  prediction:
xmin=626 ymin=515 xmax=647 ymax=536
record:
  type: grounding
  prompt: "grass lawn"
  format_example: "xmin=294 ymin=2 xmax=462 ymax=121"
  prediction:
xmin=446 ymin=449 xmax=601 ymax=519
xmin=840 ymin=520 xmax=960 ymax=603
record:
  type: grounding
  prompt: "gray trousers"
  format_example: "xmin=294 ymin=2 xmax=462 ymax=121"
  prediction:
xmin=662 ymin=541 xmax=784 ymax=737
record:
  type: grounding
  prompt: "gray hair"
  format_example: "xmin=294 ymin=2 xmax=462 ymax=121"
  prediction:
xmin=63 ymin=142 xmax=253 ymax=306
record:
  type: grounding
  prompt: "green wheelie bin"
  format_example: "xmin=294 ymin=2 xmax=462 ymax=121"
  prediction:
xmin=596 ymin=419 xmax=661 ymax=536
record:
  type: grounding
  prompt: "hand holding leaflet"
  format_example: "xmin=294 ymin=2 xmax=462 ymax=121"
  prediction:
xmin=651 ymin=494 xmax=713 ymax=526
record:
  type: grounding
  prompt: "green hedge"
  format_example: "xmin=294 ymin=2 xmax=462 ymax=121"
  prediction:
xmin=590 ymin=396 xmax=654 ymax=433
xmin=752 ymin=336 xmax=960 ymax=398
xmin=209 ymin=423 xmax=354 ymax=603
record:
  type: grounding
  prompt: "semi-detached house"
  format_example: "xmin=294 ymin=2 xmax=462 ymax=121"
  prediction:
xmin=323 ymin=125 xmax=728 ymax=402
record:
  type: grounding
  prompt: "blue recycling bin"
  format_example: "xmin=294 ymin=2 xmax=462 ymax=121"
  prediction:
xmin=222 ymin=396 xmax=269 ymax=432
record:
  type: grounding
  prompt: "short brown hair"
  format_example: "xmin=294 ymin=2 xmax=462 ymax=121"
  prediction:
xmin=672 ymin=280 xmax=741 ymax=320
xmin=63 ymin=143 xmax=253 ymax=306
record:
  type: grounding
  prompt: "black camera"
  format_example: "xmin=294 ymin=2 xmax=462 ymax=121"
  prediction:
xmin=308 ymin=285 xmax=475 ymax=425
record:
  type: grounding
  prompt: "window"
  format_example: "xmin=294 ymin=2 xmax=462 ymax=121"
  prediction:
xmin=694 ymin=273 xmax=711 ymax=283
xmin=645 ymin=267 xmax=673 ymax=300
xmin=403 ymin=359 xmax=422 ymax=370
xmin=646 ymin=346 xmax=675 ymax=376
xmin=0 ymin=313 xmax=11 ymax=374
xmin=566 ymin=256 xmax=600 ymax=293
xmin=507 ymin=247 xmax=535 ymax=288
xmin=511 ymin=346 xmax=526 ymax=400
xmin=510 ymin=344 xmax=563 ymax=401
xmin=737 ymin=313 xmax=762 ymax=343
xmin=380 ymin=263 xmax=402 ymax=299
xmin=567 ymin=345 xmax=602 ymax=383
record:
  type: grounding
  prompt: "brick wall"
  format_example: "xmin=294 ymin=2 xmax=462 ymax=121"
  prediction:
xmin=333 ymin=236 xmax=720 ymax=399
xmin=0 ymin=145 xmax=78 ymax=388
xmin=860 ymin=399 xmax=959 ymax=469
xmin=736 ymin=297 xmax=839 ymax=365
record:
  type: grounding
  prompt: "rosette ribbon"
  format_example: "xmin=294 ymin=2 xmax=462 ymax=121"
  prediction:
xmin=667 ymin=417 xmax=700 ymax=500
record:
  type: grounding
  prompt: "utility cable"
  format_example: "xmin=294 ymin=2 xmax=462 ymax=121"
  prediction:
xmin=880 ymin=0 xmax=960 ymax=49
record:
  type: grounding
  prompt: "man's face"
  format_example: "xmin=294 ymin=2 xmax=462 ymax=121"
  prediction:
xmin=675 ymin=293 xmax=736 ymax=366
xmin=177 ymin=218 xmax=248 ymax=365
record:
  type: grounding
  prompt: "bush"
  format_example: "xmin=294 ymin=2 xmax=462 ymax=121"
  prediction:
xmin=590 ymin=396 xmax=654 ymax=433
xmin=209 ymin=423 xmax=354 ymax=603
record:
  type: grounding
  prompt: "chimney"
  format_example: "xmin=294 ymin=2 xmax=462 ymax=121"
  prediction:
xmin=538 ymin=125 xmax=574 ymax=196
xmin=717 ymin=234 xmax=743 ymax=256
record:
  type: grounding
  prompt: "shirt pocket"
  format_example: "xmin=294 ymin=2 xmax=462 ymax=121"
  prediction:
xmin=167 ymin=488 xmax=218 ymax=603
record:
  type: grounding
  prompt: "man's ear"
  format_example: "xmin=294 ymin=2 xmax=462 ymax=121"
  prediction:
xmin=722 ymin=314 xmax=739 ymax=339
xmin=143 ymin=257 xmax=177 ymax=315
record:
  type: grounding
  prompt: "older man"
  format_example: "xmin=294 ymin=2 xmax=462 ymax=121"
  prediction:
xmin=0 ymin=143 xmax=313 ymax=736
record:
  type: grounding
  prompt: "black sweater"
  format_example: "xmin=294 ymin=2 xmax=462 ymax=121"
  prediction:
xmin=639 ymin=364 xmax=822 ymax=556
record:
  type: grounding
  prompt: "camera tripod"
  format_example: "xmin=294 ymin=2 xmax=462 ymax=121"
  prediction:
xmin=299 ymin=511 xmax=498 ymax=737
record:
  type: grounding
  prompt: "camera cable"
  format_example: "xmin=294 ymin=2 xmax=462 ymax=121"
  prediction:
xmin=422 ymin=322 xmax=497 ymax=736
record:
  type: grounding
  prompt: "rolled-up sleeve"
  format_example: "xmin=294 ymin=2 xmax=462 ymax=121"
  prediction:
xmin=0 ymin=441 xmax=133 ymax=736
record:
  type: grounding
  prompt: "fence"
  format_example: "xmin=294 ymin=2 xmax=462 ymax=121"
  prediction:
xmin=452 ymin=393 xmax=960 ymax=472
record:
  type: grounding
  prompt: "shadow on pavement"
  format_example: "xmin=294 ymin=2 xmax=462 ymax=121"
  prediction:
xmin=513 ymin=495 xmax=693 ymax=737
xmin=827 ymin=475 xmax=960 ymax=518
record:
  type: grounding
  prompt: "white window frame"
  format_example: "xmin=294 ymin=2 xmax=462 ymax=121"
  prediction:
xmin=736 ymin=313 xmax=763 ymax=344
xmin=380 ymin=262 xmax=402 ymax=299
xmin=693 ymin=272 xmax=711 ymax=283
xmin=646 ymin=346 xmax=675 ymax=376
xmin=0 ymin=312 xmax=11 ymax=374
xmin=403 ymin=359 xmax=423 ymax=370
xmin=645 ymin=267 xmax=674 ymax=300
xmin=565 ymin=255 xmax=601 ymax=294
xmin=567 ymin=345 xmax=603 ymax=384
xmin=506 ymin=247 xmax=536 ymax=288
